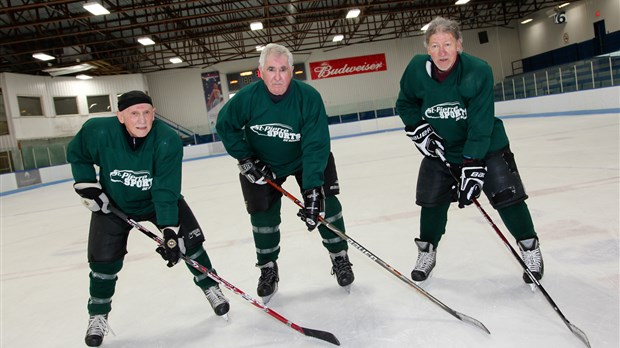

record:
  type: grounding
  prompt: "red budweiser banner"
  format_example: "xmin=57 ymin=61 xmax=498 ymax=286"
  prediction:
xmin=309 ymin=53 xmax=387 ymax=80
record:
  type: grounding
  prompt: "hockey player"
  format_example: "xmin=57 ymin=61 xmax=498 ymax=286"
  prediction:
xmin=395 ymin=17 xmax=544 ymax=284
xmin=216 ymin=43 xmax=354 ymax=303
xmin=67 ymin=90 xmax=229 ymax=347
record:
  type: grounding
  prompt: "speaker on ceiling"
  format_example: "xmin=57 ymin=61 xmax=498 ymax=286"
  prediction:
xmin=478 ymin=31 xmax=489 ymax=44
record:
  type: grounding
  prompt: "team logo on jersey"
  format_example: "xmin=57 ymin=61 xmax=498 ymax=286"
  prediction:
xmin=425 ymin=102 xmax=467 ymax=121
xmin=249 ymin=123 xmax=301 ymax=142
xmin=109 ymin=169 xmax=153 ymax=190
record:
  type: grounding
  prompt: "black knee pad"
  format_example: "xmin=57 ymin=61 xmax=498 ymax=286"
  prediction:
xmin=416 ymin=157 xmax=457 ymax=207
xmin=483 ymin=147 xmax=528 ymax=209
xmin=88 ymin=213 xmax=132 ymax=262
xmin=240 ymin=174 xmax=284 ymax=214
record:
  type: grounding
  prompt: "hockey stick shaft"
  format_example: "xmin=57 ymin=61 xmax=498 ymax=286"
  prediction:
xmin=107 ymin=205 xmax=340 ymax=346
xmin=266 ymin=179 xmax=490 ymax=335
xmin=436 ymin=151 xmax=590 ymax=348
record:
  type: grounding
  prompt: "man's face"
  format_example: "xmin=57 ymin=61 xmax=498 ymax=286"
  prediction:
xmin=259 ymin=53 xmax=293 ymax=95
xmin=427 ymin=31 xmax=462 ymax=72
xmin=117 ymin=103 xmax=155 ymax=138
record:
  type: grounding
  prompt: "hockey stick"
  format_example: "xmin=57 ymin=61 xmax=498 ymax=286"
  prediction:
xmin=436 ymin=151 xmax=590 ymax=348
xmin=266 ymin=179 xmax=490 ymax=335
xmin=108 ymin=205 xmax=340 ymax=346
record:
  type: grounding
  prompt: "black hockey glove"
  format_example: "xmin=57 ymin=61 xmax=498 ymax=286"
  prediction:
xmin=297 ymin=186 xmax=325 ymax=231
xmin=405 ymin=121 xmax=445 ymax=158
xmin=458 ymin=159 xmax=486 ymax=208
xmin=73 ymin=182 xmax=111 ymax=214
xmin=156 ymin=226 xmax=186 ymax=267
xmin=237 ymin=157 xmax=275 ymax=185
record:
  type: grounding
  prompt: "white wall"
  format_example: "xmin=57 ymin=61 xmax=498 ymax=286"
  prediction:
xmin=0 ymin=73 xmax=148 ymax=145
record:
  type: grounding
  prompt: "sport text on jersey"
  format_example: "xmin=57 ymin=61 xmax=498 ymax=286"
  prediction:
xmin=250 ymin=123 xmax=301 ymax=142
xmin=425 ymin=102 xmax=467 ymax=121
xmin=110 ymin=169 xmax=153 ymax=190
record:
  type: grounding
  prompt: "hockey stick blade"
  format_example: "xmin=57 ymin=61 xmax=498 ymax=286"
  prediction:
xmin=266 ymin=179 xmax=490 ymax=335
xmin=568 ymin=322 xmax=591 ymax=348
xmin=107 ymin=206 xmax=341 ymax=346
xmin=301 ymin=327 xmax=341 ymax=346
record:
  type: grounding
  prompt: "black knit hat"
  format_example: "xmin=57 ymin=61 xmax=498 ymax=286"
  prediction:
xmin=117 ymin=90 xmax=153 ymax=111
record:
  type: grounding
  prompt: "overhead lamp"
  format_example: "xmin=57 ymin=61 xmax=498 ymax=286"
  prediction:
xmin=420 ymin=23 xmax=430 ymax=31
xmin=239 ymin=71 xmax=253 ymax=76
xmin=83 ymin=1 xmax=110 ymax=16
xmin=76 ymin=74 xmax=93 ymax=80
xmin=332 ymin=34 xmax=344 ymax=42
xmin=250 ymin=21 xmax=263 ymax=31
xmin=256 ymin=45 xmax=266 ymax=51
xmin=454 ymin=0 xmax=470 ymax=5
xmin=558 ymin=2 xmax=570 ymax=8
xmin=33 ymin=53 xmax=55 ymax=61
xmin=169 ymin=57 xmax=183 ymax=64
xmin=346 ymin=9 xmax=361 ymax=19
xmin=521 ymin=18 xmax=533 ymax=24
xmin=138 ymin=37 xmax=155 ymax=45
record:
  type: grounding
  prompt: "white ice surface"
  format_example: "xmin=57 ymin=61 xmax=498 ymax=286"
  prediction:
xmin=1 ymin=114 xmax=618 ymax=348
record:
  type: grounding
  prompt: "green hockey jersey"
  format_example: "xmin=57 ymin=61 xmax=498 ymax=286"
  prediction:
xmin=396 ymin=52 xmax=509 ymax=163
xmin=216 ymin=79 xmax=330 ymax=189
xmin=67 ymin=117 xmax=182 ymax=226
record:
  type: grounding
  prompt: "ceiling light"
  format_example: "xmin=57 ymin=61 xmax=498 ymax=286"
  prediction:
xmin=83 ymin=2 xmax=110 ymax=16
xmin=346 ymin=9 xmax=361 ymax=19
xmin=76 ymin=74 xmax=93 ymax=80
xmin=454 ymin=0 xmax=470 ymax=5
xmin=33 ymin=53 xmax=55 ymax=61
xmin=43 ymin=63 xmax=95 ymax=76
xmin=558 ymin=2 xmax=570 ymax=8
xmin=421 ymin=23 xmax=430 ymax=31
xmin=250 ymin=22 xmax=263 ymax=31
xmin=256 ymin=45 xmax=265 ymax=51
xmin=138 ymin=37 xmax=155 ymax=45
xmin=521 ymin=18 xmax=533 ymax=24
xmin=169 ymin=57 xmax=183 ymax=64
xmin=333 ymin=35 xmax=344 ymax=42
xmin=239 ymin=71 xmax=253 ymax=76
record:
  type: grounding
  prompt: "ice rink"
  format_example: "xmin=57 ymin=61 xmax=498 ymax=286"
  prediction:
xmin=1 ymin=113 xmax=618 ymax=348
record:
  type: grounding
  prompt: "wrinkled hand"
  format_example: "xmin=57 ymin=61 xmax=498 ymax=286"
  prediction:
xmin=156 ymin=226 xmax=186 ymax=267
xmin=297 ymin=187 xmax=325 ymax=231
xmin=458 ymin=159 xmax=486 ymax=208
xmin=405 ymin=121 xmax=445 ymax=158
xmin=237 ymin=157 xmax=275 ymax=185
xmin=73 ymin=182 xmax=111 ymax=214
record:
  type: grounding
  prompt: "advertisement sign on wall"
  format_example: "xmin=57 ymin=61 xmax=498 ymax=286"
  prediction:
xmin=309 ymin=53 xmax=387 ymax=80
xmin=201 ymin=71 xmax=223 ymax=133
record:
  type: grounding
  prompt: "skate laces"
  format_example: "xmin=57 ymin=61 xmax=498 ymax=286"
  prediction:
xmin=204 ymin=286 xmax=227 ymax=307
xmin=331 ymin=254 xmax=353 ymax=277
xmin=522 ymin=248 xmax=542 ymax=272
xmin=87 ymin=314 xmax=115 ymax=338
xmin=414 ymin=250 xmax=436 ymax=273
xmin=258 ymin=264 xmax=278 ymax=286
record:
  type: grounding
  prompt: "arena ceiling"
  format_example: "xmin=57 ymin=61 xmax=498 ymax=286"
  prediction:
xmin=1 ymin=0 xmax=563 ymax=76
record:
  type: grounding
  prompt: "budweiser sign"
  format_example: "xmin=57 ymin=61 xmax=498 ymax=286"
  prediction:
xmin=309 ymin=53 xmax=387 ymax=80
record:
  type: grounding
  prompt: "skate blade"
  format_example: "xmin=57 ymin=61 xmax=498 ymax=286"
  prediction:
xmin=342 ymin=284 xmax=352 ymax=294
xmin=261 ymin=284 xmax=278 ymax=305
xmin=219 ymin=313 xmax=230 ymax=321
xmin=528 ymin=283 xmax=536 ymax=292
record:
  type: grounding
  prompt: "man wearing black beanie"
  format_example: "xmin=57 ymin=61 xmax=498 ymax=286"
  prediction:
xmin=67 ymin=90 xmax=230 ymax=347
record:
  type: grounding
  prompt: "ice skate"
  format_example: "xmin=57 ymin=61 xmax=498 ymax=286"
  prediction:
xmin=330 ymin=250 xmax=354 ymax=293
xmin=411 ymin=239 xmax=436 ymax=282
xmin=257 ymin=261 xmax=279 ymax=304
xmin=84 ymin=314 xmax=114 ymax=347
xmin=203 ymin=284 xmax=230 ymax=320
xmin=518 ymin=237 xmax=544 ymax=291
